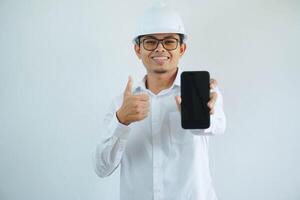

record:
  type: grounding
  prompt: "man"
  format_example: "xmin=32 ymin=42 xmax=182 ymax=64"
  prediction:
xmin=94 ymin=4 xmax=226 ymax=200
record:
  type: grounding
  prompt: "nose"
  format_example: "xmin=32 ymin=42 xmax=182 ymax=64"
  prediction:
xmin=155 ymin=41 xmax=166 ymax=52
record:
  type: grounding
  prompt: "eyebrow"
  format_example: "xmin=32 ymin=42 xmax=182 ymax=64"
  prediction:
xmin=142 ymin=35 xmax=179 ymax=40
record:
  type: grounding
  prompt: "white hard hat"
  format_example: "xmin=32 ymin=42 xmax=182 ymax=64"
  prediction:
xmin=133 ymin=3 xmax=187 ymax=44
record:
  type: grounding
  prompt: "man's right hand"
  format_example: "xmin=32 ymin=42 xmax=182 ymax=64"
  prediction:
xmin=116 ymin=76 xmax=150 ymax=126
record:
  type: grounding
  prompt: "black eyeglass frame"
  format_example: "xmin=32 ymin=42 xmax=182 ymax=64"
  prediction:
xmin=140 ymin=37 xmax=180 ymax=51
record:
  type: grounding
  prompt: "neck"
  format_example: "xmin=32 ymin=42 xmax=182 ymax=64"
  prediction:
xmin=146 ymin=68 xmax=178 ymax=95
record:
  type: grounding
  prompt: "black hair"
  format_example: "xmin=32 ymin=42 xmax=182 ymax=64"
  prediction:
xmin=178 ymin=34 xmax=184 ymax=44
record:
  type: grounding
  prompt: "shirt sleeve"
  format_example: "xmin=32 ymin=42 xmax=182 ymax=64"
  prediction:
xmin=93 ymin=96 xmax=131 ymax=178
xmin=190 ymin=86 xmax=226 ymax=136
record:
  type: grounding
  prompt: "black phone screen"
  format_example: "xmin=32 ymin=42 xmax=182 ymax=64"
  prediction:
xmin=181 ymin=71 xmax=210 ymax=129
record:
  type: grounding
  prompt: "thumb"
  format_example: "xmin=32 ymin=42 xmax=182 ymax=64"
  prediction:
xmin=175 ymin=96 xmax=181 ymax=112
xmin=124 ymin=76 xmax=133 ymax=97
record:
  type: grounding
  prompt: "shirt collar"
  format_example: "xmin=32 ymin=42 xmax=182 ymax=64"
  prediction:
xmin=134 ymin=68 xmax=182 ymax=93
xmin=173 ymin=67 xmax=181 ymax=87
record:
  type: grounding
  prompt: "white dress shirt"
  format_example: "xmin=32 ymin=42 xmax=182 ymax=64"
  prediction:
xmin=94 ymin=68 xmax=226 ymax=200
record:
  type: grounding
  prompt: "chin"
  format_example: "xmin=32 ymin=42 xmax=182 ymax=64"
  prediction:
xmin=153 ymin=65 xmax=170 ymax=73
xmin=153 ymin=69 xmax=168 ymax=74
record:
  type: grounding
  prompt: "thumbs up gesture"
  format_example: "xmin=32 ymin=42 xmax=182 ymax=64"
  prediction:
xmin=116 ymin=76 xmax=150 ymax=125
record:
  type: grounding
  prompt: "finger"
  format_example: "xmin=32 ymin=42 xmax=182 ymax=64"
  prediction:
xmin=135 ymin=93 xmax=149 ymax=101
xmin=175 ymin=96 xmax=181 ymax=112
xmin=140 ymin=108 xmax=149 ymax=116
xmin=137 ymin=101 xmax=150 ymax=109
xmin=131 ymin=109 xmax=149 ymax=120
xmin=210 ymin=92 xmax=218 ymax=103
xmin=209 ymin=108 xmax=215 ymax=115
xmin=132 ymin=102 xmax=149 ymax=114
xmin=207 ymin=92 xmax=217 ymax=108
xmin=210 ymin=79 xmax=218 ymax=90
xmin=175 ymin=95 xmax=181 ymax=105
xmin=137 ymin=112 xmax=148 ymax=121
xmin=124 ymin=76 xmax=133 ymax=97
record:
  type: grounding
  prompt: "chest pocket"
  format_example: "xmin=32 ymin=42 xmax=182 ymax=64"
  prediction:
xmin=168 ymin=111 xmax=194 ymax=144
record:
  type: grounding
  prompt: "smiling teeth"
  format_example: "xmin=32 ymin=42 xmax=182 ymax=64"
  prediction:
xmin=153 ymin=57 xmax=168 ymax=60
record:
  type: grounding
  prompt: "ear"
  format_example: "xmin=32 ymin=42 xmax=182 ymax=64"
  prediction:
xmin=134 ymin=44 xmax=142 ymax=59
xmin=179 ymin=43 xmax=187 ymax=57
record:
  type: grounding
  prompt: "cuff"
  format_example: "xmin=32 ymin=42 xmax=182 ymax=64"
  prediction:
xmin=108 ymin=112 xmax=131 ymax=140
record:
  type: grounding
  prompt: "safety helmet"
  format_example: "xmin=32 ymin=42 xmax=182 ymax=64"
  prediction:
xmin=132 ymin=3 xmax=187 ymax=44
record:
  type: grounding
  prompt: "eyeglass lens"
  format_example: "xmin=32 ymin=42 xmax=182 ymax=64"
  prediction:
xmin=142 ymin=38 xmax=178 ymax=51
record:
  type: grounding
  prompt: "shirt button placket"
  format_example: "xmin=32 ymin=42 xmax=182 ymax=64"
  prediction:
xmin=151 ymin=96 xmax=163 ymax=200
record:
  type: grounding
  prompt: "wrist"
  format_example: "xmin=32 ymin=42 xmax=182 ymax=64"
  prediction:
xmin=116 ymin=110 xmax=130 ymax=126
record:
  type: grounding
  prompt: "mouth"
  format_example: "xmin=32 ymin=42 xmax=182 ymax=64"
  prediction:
xmin=151 ymin=56 xmax=170 ymax=60
xmin=151 ymin=56 xmax=170 ymax=65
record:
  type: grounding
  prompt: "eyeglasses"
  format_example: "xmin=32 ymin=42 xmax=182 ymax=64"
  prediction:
xmin=141 ymin=37 xmax=180 ymax=51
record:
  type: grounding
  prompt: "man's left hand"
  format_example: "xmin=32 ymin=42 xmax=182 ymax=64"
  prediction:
xmin=175 ymin=78 xmax=218 ymax=115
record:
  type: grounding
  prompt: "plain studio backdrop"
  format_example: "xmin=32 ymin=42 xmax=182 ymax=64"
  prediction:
xmin=0 ymin=0 xmax=299 ymax=199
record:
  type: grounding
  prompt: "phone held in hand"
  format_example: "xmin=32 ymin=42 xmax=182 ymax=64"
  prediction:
xmin=181 ymin=71 xmax=210 ymax=129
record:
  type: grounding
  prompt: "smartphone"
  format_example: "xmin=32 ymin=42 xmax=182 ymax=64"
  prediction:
xmin=181 ymin=71 xmax=210 ymax=129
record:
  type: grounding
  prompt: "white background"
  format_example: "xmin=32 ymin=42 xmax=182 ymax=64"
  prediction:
xmin=0 ymin=0 xmax=299 ymax=199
